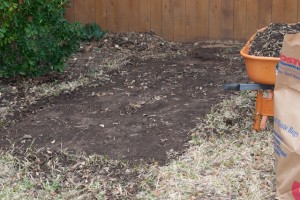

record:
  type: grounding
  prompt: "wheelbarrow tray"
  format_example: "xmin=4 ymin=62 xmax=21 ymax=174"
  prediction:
xmin=240 ymin=28 xmax=280 ymax=85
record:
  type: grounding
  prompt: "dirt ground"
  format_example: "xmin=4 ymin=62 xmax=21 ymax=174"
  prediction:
xmin=0 ymin=32 xmax=247 ymax=165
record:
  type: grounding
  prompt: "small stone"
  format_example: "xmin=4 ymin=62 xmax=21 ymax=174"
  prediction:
xmin=22 ymin=134 xmax=32 ymax=139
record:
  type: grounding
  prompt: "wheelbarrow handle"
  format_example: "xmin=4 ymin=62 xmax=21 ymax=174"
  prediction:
xmin=223 ymin=83 xmax=274 ymax=91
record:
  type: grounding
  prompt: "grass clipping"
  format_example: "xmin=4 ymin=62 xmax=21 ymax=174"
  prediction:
xmin=138 ymin=91 xmax=275 ymax=200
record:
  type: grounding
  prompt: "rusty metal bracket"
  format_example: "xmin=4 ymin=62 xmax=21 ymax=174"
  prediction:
xmin=253 ymin=90 xmax=274 ymax=131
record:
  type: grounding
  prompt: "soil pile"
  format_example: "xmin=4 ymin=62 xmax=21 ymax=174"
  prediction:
xmin=249 ymin=23 xmax=300 ymax=57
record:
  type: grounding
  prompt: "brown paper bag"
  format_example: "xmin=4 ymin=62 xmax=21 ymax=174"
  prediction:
xmin=274 ymin=33 xmax=300 ymax=200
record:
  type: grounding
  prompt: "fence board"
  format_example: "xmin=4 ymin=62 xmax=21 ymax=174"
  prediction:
xmin=272 ymin=0 xmax=285 ymax=23
xmin=140 ymin=0 xmax=151 ymax=32
xmin=173 ymin=0 xmax=186 ymax=42
xmin=65 ymin=0 xmax=75 ymax=22
xmin=74 ymin=0 xmax=86 ymax=24
xmin=196 ymin=0 xmax=209 ymax=40
xmin=259 ymin=0 xmax=272 ymax=29
xmin=234 ymin=0 xmax=247 ymax=42
xmin=106 ymin=0 xmax=118 ymax=32
xmin=221 ymin=0 xmax=234 ymax=41
xmin=85 ymin=0 xmax=96 ymax=24
xmin=185 ymin=0 xmax=198 ymax=41
xmin=285 ymin=0 xmax=298 ymax=23
xmin=117 ymin=0 xmax=129 ymax=32
xmin=96 ymin=0 xmax=107 ymax=29
xmin=162 ymin=0 xmax=174 ymax=40
xmin=246 ymin=0 xmax=259 ymax=39
xmin=128 ymin=0 xmax=140 ymax=32
xmin=151 ymin=0 xmax=162 ymax=35
xmin=209 ymin=0 xmax=222 ymax=40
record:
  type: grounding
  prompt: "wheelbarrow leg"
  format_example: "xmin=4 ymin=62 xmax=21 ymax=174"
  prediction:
xmin=260 ymin=91 xmax=273 ymax=130
xmin=254 ymin=91 xmax=263 ymax=131
xmin=253 ymin=90 xmax=274 ymax=131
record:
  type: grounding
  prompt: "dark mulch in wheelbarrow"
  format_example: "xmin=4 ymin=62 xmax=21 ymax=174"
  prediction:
xmin=249 ymin=23 xmax=300 ymax=57
xmin=0 ymin=32 xmax=247 ymax=165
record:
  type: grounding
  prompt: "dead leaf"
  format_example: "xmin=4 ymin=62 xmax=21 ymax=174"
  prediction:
xmin=153 ymin=190 xmax=160 ymax=197
xmin=84 ymin=44 xmax=94 ymax=52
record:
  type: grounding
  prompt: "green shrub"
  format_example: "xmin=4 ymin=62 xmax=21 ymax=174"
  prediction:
xmin=81 ymin=23 xmax=107 ymax=41
xmin=0 ymin=0 xmax=83 ymax=77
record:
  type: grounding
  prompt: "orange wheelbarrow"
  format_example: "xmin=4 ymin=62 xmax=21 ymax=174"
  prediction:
xmin=224 ymin=28 xmax=279 ymax=132
xmin=239 ymin=30 xmax=279 ymax=131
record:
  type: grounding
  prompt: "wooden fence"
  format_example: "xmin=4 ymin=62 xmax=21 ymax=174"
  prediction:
xmin=65 ymin=0 xmax=300 ymax=42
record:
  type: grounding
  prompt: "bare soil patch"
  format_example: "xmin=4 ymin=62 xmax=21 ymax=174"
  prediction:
xmin=0 ymin=32 xmax=247 ymax=165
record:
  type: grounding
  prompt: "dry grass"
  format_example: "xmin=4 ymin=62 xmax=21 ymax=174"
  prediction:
xmin=137 ymin=91 xmax=275 ymax=200
xmin=0 ymin=148 xmax=152 ymax=199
